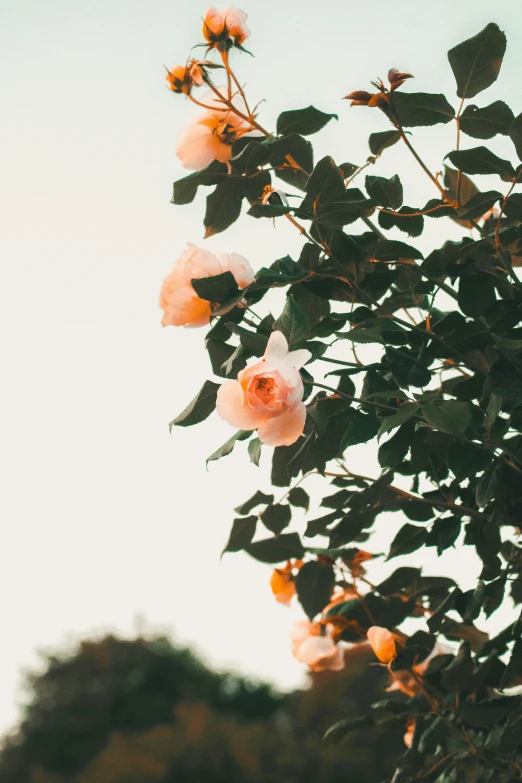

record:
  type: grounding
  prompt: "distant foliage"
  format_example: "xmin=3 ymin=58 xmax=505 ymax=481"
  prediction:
xmin=163 ymin=10 xmax=522 ymax=781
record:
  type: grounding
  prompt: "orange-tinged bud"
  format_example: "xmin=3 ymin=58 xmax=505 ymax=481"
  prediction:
xmin=388 ymin=68 xmax=414 ymax=91
xmin=269 ymin=559 xmax=303 ymax=605
xmin=367 ymin=626 xmax=397 ymax=663
xmin=343 ymin=90 xmax=372 ymax=106
xmin=165 ymin=60 xmax=206 ymax=94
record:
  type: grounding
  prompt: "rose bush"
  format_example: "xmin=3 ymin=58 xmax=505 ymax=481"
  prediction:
xmin=163 ymin=9 xmax=522 ymax=781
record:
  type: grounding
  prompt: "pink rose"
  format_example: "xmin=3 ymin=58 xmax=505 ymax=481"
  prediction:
xmin=160 ymin=243 xmax=254 ymax=327
xmin=290 ymin=621 xmax=345 ymax=672
xmin=202 ymin=6 xmax=250 ymax=47
xmin=176 ymin=89 xmax=254 ymax=171
xmin=216 ymin=331 xmax=311 ymax=447
xmin=367 ymin=626 xmax=397 ymax=664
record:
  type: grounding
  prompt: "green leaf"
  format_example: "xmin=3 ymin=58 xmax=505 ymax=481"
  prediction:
xmin=432 ymin=517 xmax=462 ymax=555
xmin=372 ymin=239 xmax=423 ymax=261
xmin=323 ymin=715 xmax=373 ymax=747
xmin=484 ymin=393 xmax=502 ymax=433
xmin=368 ymin=130 xmax=400 ymax=156
xmin=222 ymin=516 xmax=257 ymax=554
xmin=504 ymin=192 xmax=522 ymax=221
xmin=495 ymin=337 xmax=522 ymax=350
xmin=276 ymin=105 xmax=337 ymax=136
xmin=248 ymin=437 xmax=262 ymax=466
xmin=172 ymin=161 xmax=227 ymax=205
xmin=458 ymin=273 xmax=497 ymax=317
xmin=247 ymin=203 xmax=290 ymax=219
xmin=365 ymin=174 xmax=403 ymax=210
xmin=274 ymin=296 xmax=310 ymax=349
xmin=386 ymin=347 xmax=431 ymax=388
xmin=509 ymin=111 xmax=522 ymax=161
xmin=268 ymin=133 xmax=313 ymax=190
xmin=448 ymin=23 xmax=507 ymax=99
xmin=245 ymin=533 xmax=305 ymax=564
xmin=288 ymin=486 xmax=310 ymax=511
xmin=387 ymin=523 xmax=428 ymax=559
xmin=392 ymin=92 xmax=455 ymax=127
xmin=378 ymin=206 xmax=424 ymax=238
xmin=457 ymin=697 xmax=519 ymax=728
xmin=340 ymin=410 xmax=380 ymax=449
xmin=204 ymin=177 xmax=247 ymax=237
xmin=441 ymin=642 xmax=474 ymax=692
xmin=456 ymin=190 xmax=502 ymax=220
xmin=261 ymin=503 xmax=292 ymax=535
xmin=226 ymin=323 xmax=267 ymax=355
xmin=378 ymin=422 xmax=414 ymax=469
xmin=206 ymin=430 xmax=252 ymax=464
xmin=295 ymin=560 xmax=336 ymax=620
xmin=422 ymin=401 xmax=472 ymax=437
xmin=378 ymin=403 xmax=420 ymax=438
xmin=169 ymin=380 xmax=220 ymax=429
xmin=446 ymin=147 xmax=516 ymax=180
xmin=191 ymin=271 xmax=238 ymax=302
xmin=475 ymin=461 xmax=503 ymax=507
xmin=235 ymin=490 xmax=274 ymax=515
xmin=459 ymin=101 xmax=515 ymax=139
xmin=305 ymin=155 xmax=345 ymax=202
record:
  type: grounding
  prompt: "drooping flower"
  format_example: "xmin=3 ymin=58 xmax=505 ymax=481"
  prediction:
xmin=367 ymin=626 xmax=397 ymax=664
xmin=165 ymin=61 xmax=206 ymax=94
xmin=175 ymin=89 xmax=254 ymax=171
xmin=270 ymin=559 xmax=304 ymax=605
xmin=216 ymin=331 xmax=311 ymax=447
xmin=290 ymin=620 xmax=345 ymax=672
xmin=202 ymin=6 xmax=250 ymax=49
xmin=159 ymin=243 xmax=254 ymax=327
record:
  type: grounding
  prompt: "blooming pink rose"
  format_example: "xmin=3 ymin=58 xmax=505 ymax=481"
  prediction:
xmin=160 ymin=243 xmax=254 ymax=327
xmin=290 ymin=621 xmax=345 ymax=672
xmin=176 ymin=89 xmax=254 ymax=171
xmin=367 ymin=626 xmax=397 ymax=664
xmin=216 ymin=331 xmax=311 ymax=447
xmin=202 ymin=6 xmax=250 ymax=46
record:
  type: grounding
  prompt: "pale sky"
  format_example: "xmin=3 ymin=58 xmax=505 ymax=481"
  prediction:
xmin=1 ymin=0 xmax=522 ymax=736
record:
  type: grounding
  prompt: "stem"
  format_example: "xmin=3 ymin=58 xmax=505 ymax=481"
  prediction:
xmin=395 ymin=123 xmax=448 ymax=199
xmin=455 ymin=96 xmax=465 ymax=204
xmin=469 ymin=218 xmax=522 ymax=290
xmin=305 ymin=380 xmax=402 ymax=414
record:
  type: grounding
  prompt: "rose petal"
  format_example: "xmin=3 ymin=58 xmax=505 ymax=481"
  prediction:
xmin=264 ymin=331 xmax=289 ymax=361
xmin=367 ymin=626 xmax=396 ymax=664
xmin=257 ymin=402 xmax=306 ymax=446
xmin=287 ymin=348 xmax=312 ymax=369
xmin=216 ymin=251 xmax=255 ymax=288
xmin=216 ymin=380 xmax=266 ymax=430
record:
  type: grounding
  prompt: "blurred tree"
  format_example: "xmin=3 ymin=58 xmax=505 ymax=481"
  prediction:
xmin=0 ymin=634 xmax=402 ymax=783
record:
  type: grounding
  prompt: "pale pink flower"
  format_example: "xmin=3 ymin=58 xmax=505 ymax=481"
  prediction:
xmin=367 ymin=626 xmax=397 ymax=664
xmin=202 ymin=6 xmax=250 ymax=47
xmin=290 ymin=621 xmax=345 ymax=672
xmin=176 ymin=89 xmax=254 ymax=171
xmin=160 ymin=243 xmax=254 ymax=327
xmin=216 ymin=331 xmax=311 ymax=446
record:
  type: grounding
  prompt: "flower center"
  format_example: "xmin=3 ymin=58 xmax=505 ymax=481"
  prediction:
xmin=254 ymin=375 xmax=275 ymax=403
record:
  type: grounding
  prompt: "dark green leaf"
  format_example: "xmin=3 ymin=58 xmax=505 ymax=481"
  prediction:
xmin=288 ymin=486 xmax=310 ymax=511
xmin=378 ymin=403 xmax=420 ymax=438
xmin=368 ymin=130 xmax=401 ymax=156
xmin=222 ymin=516 xmax=257 ymax=554
xmin=169 ymin=380 xmax=219 ymax=429
xmin=504 ymin=192 xmax=522 ymax=221
xmin=305 ymin=155 xmax=346 ymax=202
xmin=457 ymin=696 xmax=519 ymax=727
xmin=387 ymin=523 xmax=428 ymax=560
xmin=392 ymin=92 xmax=455 ymax=127
xmin=448 ymin=23 xmax=507 ymax=99
xmin=191 ymin=271 xmax=238 ymax=302
xmin=446 ymin=146 xmax=516 ymax=180
xmin=295 ymin=560 xmax=336 ymax=620
xmin=458 ymin=273 xmax=496 ymax=316
xmin=365 ymin=174 xmax=403 ymax=210
xmin=172 ymin=161 xmax=227 ymax=205
xmin=460 ymin=101 xmax=514 ymax=139
xmin=245 ymin=533 xmax=305 ymax=563
xmin=277 ymin=105 xmax=337 ymax=136
xmin=323 ymin=715 xmax=373 ymax=747
xmin=475 ymin=460 xmax=503 ymax=507
xmin=268 ymin=134 xmax=313 ymax=190
xmin=372 ymin=239 xmax=423 ymax=261
xmin=274 ymin=296 xmax=310 ymax=349
xmin=204 ymin=177 xmax=248 ymax=237
xmin=261 ymin=503 xmax=292 ymax=535
xmin=206 ymin=430 xmax=252 ymax=464
xmin=456 ymin=190 xmax=502 ymax=220
xmin=422 ymin=401 xmax=472 ymax=437
xmin=510 ymin=111 xmax=522 ymax=161
xmin=378 ymin=206 xmax=424 ymax=238
xmin=248 ymin=437 xmax=262 ymax=466
xmin=247 ymin=203 xmax=290 ymax=218
xmin=378 ymin=422 xmax=414 ymax=469
xmin=235 ymin=490 xmax=274 ymax=515
xmin=441 ymin=642 xmax=474 ymax=692
xmin=340 ymin=410 xmax=380 ymax=449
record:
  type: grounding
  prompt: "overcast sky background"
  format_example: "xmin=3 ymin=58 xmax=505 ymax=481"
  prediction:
xmin=1 ymin=0 xmax=522 ymax=736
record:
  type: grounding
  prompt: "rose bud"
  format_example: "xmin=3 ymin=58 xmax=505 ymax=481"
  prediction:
xmin=165 ymin=60 xmax=206 ymax=95
xmin=343 ymin=90 xmax=373 ymax=106
xmin=388 ymin=68 xmax=414 ymax=91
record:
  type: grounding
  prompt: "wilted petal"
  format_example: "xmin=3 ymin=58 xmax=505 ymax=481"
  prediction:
xmin=257 ymin=402 xmax=306 ymax=446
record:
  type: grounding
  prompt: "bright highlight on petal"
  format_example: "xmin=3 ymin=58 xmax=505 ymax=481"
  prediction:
xmin=367 ymin=626 xmax=397 ymax=664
